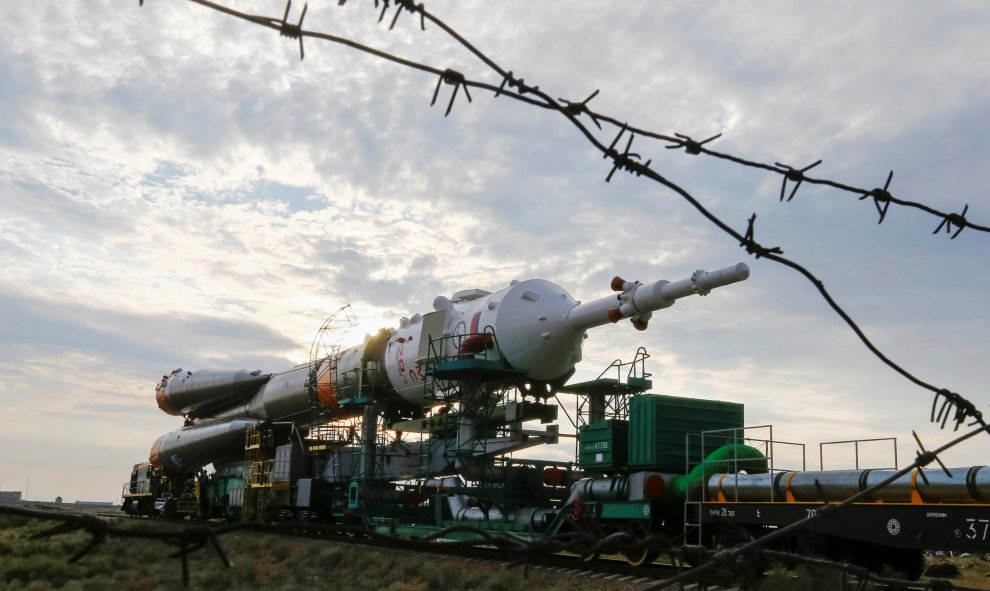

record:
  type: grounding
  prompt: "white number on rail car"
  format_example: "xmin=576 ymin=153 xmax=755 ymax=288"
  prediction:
xmin=965 ymin=518 xmax=990 ymax=541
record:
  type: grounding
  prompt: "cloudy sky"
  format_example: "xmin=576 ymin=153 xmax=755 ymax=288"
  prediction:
xmin=1 ymin=1 xmax=988 ymax=502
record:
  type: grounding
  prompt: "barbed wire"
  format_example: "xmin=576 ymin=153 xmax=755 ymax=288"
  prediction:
xmin=106 ymin=1 xmax=990 ymax=589
xmin=169 ymin=0 xmax=989 ymax=237
xmin=404 ymin=0 xmax=985 ymax=238
xmin=150 ymin=0 xmax=988 ymax=434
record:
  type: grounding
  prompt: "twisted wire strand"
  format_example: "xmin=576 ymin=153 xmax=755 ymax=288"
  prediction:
xmin=405 ymin=1 xmax=985 ymax=237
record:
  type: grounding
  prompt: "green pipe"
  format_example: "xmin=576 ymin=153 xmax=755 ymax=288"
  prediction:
xmin=670 ymin=444 xmax=768 ymax=499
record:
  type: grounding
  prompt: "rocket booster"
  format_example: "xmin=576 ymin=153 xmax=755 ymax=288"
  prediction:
xmin=156 ymin=360 xmax=348 ymax=423
xmin=151 ymin=263 xmax=749 ymax=473
xmin=156 ymin=368 xmax=270 ymax=417
xmin=150 ymin=419 xmax=260 ymax=474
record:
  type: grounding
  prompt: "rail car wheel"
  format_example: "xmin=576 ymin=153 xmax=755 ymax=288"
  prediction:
xmin=622 ymin=546 xmax=659 ymax=567
xmin=622 ymin=520 xmax=659 ymax=567
xmin=568 ymin=500 xmax=603 ymax=562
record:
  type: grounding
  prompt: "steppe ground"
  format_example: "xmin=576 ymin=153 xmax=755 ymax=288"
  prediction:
xmin=1 ymin=506 xmax=987 ymax=591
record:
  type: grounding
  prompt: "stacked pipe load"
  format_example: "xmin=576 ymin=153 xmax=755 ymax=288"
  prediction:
xmin=708 ymin=466 xmax=990 ymax=504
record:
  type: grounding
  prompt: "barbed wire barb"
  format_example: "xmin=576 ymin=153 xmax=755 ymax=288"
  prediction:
xmin=376 ymin=0 xmax=390 ymax=24
xmin=934 ymin=204 xmax=969 ymax=239
xmin=604 ymin=122 xmax=628 ymax=157
xmin=666 ymin=132 xmax=722 ymax=155
xmin=776 ymin=159 xmax=823 ymax=202
xmin=430 ymin=68 xmax=472 ymax=116
xmin=911 ymin=430 xmax=950 ymax=483
xmin=858 ymin=170 xmax=894 ymax=224
xmin=278 ymin=0 xmax=307 ymax=61
xmin=605 ymin=131 xmax=644 ymax=182
xmin=931 ymin=388 xmax=984 ymax=431
xmin=559 ymin=89 xmax=602 ymax=129
xmin=389 ymin=0 xmax=426 ymax=31
xmin=740 ymin=213 xmax=783 ymax=258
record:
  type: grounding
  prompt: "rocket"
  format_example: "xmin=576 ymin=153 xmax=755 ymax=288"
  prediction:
xmin=149 ymin=263 xmax=750 ymax=474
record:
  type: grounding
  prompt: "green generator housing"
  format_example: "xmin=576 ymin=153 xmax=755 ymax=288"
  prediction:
xmin=628 ymin=394 xmax=744 ymax=472
xmin=578 ymin=419 xmax=629 ymax=471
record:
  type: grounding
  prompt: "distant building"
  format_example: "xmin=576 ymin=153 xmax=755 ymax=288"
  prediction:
xmin=73 ymin=501 xmax=115 ymax=507
xmin=0 ymin=491 xmax=22 ymax=504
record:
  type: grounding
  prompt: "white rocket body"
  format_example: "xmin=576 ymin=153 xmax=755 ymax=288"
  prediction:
xmin=151 ymin=263 xmax=750 ymax=473
xmin=351 ymin=262 xmax=751 ymax=406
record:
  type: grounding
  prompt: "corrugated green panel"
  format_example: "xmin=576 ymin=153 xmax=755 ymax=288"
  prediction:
xmin=217 ymin=477 xmax=246 ymax=496
xmin=578 ymin=419 xmax=628 ymax=471
xmin=628 ymin=394 xmax=744 ymax=471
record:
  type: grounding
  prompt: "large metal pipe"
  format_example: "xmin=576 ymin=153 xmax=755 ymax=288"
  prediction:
xmin=709 ymin=466 xmax=990 ymax=504
xmin=422 ymin=476 xmax=552 ymax=527
xmin=564 ymin=476 xmax=629 ymax=506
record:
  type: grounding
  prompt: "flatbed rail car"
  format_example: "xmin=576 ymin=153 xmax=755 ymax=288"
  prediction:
xmin=696 ymin=467 xmax=990 ymax=577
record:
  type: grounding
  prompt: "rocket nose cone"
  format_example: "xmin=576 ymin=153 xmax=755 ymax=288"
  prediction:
xmin=149 ymin=434 xmax=166 ymax=469
xmin=155 ymin=382 xmax=178 ymax=415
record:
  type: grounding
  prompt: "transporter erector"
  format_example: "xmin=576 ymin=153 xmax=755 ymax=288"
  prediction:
xmin=121 ymin=261 xmax=990 ymax=577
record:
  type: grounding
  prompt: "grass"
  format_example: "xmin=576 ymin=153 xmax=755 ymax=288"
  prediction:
xmin=4 ymin=510 xmax=987 ymax=591
xmin=747 ymin=557 xmax=990 ymax=591
xmin=0 ymin=513 xmax=640 ymax=591
xmin=924 ymin=554 xmax=990 ymax=590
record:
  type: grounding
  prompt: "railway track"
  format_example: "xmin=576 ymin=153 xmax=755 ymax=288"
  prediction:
xmin=10 ymin=505 xmax=959 ymax=590
xmin=336 ymin=540 xmax=683 ymax=589
xmin=92 ymin=508 xmax=691 ymax=589
xmin=104 ymin=512 xmax=956 ymax=591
